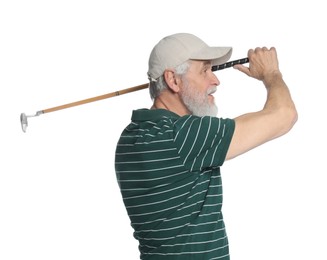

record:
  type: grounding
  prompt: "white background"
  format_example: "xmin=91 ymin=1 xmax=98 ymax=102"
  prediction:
xmin=1 ymin=0 xmax=326 ymax=259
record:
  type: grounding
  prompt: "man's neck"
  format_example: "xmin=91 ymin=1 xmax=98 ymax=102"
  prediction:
xmin=151 ymin=91 xmax=190 ymax=117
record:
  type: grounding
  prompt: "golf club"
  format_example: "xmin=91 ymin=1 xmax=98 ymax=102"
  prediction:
xmin=20 ymin=57 xmax=249 ymax=132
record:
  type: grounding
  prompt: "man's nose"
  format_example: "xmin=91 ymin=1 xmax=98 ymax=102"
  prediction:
xmin=211 ymin=72 xmax=220 ymax=86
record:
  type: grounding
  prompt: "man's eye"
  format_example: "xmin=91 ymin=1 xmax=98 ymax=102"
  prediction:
xmin=204 ymin=65 xmax=211 ymax=73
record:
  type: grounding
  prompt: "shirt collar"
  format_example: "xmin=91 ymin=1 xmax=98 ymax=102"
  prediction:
xmin=131 ymin=109 xmax=180 ymax=121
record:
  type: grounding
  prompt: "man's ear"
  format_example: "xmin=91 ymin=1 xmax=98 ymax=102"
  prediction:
xmin=164 ymin=70 xmax=180 ymax=93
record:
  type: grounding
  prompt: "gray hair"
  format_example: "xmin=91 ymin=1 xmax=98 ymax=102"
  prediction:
xmin=149 ymin=61 xmax=190 ymax=99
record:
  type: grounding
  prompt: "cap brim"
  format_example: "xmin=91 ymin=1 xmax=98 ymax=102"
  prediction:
xmin=190 ymin=47 xmax=232 ymax=66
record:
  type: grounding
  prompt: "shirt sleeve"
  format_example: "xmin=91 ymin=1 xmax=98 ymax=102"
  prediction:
xmin=173 ymin=115 xmax=235 ymax=172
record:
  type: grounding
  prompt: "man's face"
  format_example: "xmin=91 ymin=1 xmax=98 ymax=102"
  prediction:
xmin=179 ymin=60 xmax=219 ymax=117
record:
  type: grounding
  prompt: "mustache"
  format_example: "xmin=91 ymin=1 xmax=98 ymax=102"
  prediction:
xmin=207 ymin=86 xmax=217 ymax=95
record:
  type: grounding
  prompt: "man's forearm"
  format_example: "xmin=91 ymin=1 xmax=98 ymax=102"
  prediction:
xmin=263 ymin=72 xmax=298 ymax=131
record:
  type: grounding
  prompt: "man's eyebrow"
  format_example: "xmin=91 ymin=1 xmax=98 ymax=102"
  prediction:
xmin=202 ymin=61 xmax=212 ymax=68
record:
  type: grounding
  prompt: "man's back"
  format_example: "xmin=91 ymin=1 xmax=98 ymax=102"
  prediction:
xmin=115 ymin=109 xmax=235 ymax=259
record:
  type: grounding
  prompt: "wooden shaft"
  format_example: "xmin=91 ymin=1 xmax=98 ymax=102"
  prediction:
xmin=42 ymin=83 xmax=149 ymax=114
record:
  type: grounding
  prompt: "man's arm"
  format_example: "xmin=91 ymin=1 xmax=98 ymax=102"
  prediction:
xmin=226 ymin=47 xmax=298 ymax=160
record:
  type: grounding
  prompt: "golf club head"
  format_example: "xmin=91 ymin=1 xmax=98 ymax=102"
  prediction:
xmin=20 ymin=113 xmax=28 ymax=133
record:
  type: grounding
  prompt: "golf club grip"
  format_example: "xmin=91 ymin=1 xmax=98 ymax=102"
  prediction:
xmin=212 ymin=57 xmax=249 ymax=71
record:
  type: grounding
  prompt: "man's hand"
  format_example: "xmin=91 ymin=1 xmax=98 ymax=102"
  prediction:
xmin=234 ymin=47 xmax=281 ymax=82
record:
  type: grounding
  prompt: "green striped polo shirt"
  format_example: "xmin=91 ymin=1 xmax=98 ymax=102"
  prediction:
xmin=115 ymin=109 xmax=235 ymax=259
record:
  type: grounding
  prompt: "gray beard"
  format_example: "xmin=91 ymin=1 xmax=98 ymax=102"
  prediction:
xmin=181 ymin=83 xmax=218 ymax=117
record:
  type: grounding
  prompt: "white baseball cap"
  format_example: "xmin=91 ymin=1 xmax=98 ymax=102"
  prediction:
xmin=147 ymin=33 xmax=232 ymax=80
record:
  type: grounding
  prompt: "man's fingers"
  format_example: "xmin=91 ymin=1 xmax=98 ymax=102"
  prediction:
xmin=233 ymin=64 xmax=251 ymax=76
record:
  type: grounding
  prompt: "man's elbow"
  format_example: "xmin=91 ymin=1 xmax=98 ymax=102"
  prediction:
xmin=280 ymin=106 xmax=298 ymax=135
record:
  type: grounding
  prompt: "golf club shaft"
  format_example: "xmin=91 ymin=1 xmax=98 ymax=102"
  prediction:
xmin=42 ymin=83 xmax=148 ymax=114
xmin=39 ymin=57 xmax=249 ymax=114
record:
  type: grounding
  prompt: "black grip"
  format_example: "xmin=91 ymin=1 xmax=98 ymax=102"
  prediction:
xmin=212 ymin=57 xmax=249 ymax=72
